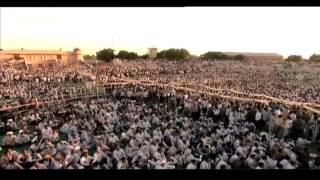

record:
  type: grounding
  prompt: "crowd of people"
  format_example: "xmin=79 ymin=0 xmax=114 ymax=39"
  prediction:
xmin=0 ymin=63 xmax=95 ymax=108
xmin=0 ymin=59 xmax=320 ymax=169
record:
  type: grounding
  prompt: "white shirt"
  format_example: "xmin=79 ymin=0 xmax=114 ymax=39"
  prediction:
xmin=229 ymin=113 xmax=235 ymax=124
xmin=234 ymin=112 xmax=240 ymax=121
xmin=80 ymin=156 xmax=92 ymax=166
xmin=234 ymin=139 xmax=240 ymax=149
xmin=213 ymin=109 xmax=220 ymax=115
xmin=215 ymin=160 xmax=227 ymax=169
xmin=113 ymin=148 xmax=126 ymax=161
xmin=117 ymin=161 xmax=128 ymax=169
xmin=255 ymin=111 xmax=262 ymax=121
xmin=186 ymin=162 xmax=197 ymax=169
xmin=289 ymin=113 xmax=297 ymax=121
xmin=246 ymin=157 xmax=255 ymax=169
xmin=283 ymin=163 xmax=295 ymax=169
xmin=200 ymin=161 xmax=211 ymax=169
xmin=279 ymin=159 xmax=289 ymax=168
xmin=229 ymin=154 xmax=239 ymax=164
xmin=262 ymin=111 xmax=268 ymax=121
xmin=93 ymin=151 xmax=103 ymax=163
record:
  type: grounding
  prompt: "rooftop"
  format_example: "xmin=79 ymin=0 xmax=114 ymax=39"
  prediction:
xmin=224 ymin=52 xmax=283 ymax=57
xmin=0 ymin=49 xmax=77 ymax=55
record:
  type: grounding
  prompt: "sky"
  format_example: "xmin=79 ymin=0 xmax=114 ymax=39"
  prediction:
xmin=1 ymin=7 xmax=320 ymax=58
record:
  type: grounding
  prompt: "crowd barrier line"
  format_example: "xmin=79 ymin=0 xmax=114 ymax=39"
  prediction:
xmin=1 ymin=79 xmax=320 ymax=115
xmin=115 ymin=78 xmax=320 ymax=108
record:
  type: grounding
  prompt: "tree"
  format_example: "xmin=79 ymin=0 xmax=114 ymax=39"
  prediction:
xmin=156 ymin=48 xmax=190 ymax=60
xmin=129 ymin=52 xmax=139 ymax=59
xmin=117 ymin=50 xmax=139 ymax=60
xmin=187 ymin=54 xmax=198 ymax=60
xmin=156 ymin=50 xmax=164 ymax=59
xmin=201 ymin=51 xmax=228 ymax=60
xmin=233 ymin=54 xmax=245 ymax=60
xmin=96 ymin=49 xmax=114 ymax=62
xmin=83 ymin=54 xmax=95 ymax=60
xmin=83 ymin=55 xmax=91 ymax=60
xmin=139 ymin=54 xmax=149 ymax=59
xmin=309 ymin=54 xmax=320 ymax=62
xmin=177 ymin=48 xmax=190 ymax=60
xmin=286 ymin=55 xmax=303 ymax=62
xmin=117 ymin=50 xmax=129 ymax=59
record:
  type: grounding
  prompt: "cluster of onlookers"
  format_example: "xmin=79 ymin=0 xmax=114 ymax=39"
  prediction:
xmin=0 ymin=64 xmax=96 ymax=108
xmin=1 ymin=84 xmax=320 ymax=169
xmin=0 ymin=59 xmax=320 ymax=169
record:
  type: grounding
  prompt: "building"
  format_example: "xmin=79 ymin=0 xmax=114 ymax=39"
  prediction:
xmin=0 ymin=48 xmax=83 ymax=68
xmin=224 ymin=52 xmax=283 ymax=61
xmin=148 ymin=48 xmax=157 ymax=59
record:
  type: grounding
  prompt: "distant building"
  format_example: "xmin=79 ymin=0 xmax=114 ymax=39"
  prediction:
xmin=0 ymin=48 xmax=83 ymax=68
xmin=148 ymin=48 xmax=157 ymax=59
xmin=224 ymin=52 xmax=283 ymax=61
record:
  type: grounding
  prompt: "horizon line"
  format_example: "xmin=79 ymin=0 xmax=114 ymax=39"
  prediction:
xmin=1 ymin=47 xmax=290 ymax=57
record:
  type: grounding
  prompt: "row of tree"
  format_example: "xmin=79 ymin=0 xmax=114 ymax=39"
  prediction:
xmin=156 ymin=48 xmax=190 ymax=60
xmin=95 ymin=48 xmax=246 ymax=61
xmin=200 ymin=51 xmax=245 ymax=60
xmin=285 ymin=54 xmax=320 ymax=62
xmin=117 ymin=50 xmax=139 ymax=60
xmin=95 ymin=49 xmax=148 ymax=62
xmin=94 ymin=48 xmax=192 ymax=62
xmin=93 ymin=48 xmax=320 ymax=62
xmin=156 ymin=49 xmax=245 ymax=61
xmin=309 ymin=54 xmax=320 ymax=62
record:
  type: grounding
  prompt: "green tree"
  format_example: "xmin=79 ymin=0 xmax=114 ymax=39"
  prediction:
xmin=96 ymin=49 xmax=114 ymax=62
xmin=187 ymin=54 xmax=198 ymax=60
xmin=117 ymin=50 xmax=139 ymax=60
xmin=202 ymin=51 xmax=228 ymax=60
xmin=83 ymin=55 xmax=90 ymax=60
xmin=83 ymin=54 xmax=95 ymax=60
xmin=177 ymin=48 xmax=190 ymax=60
xmin=233 ymin=54 xmax=245 ymax=60
xmin=309 ymin=54 xmax=320 ymax=62
xmin=128 ymin=52 xmax=139 ymax=59
xmin=286 ymin=55 xmax=303 ymax=62
xmin=156 ymin=48 xmax=190 ymax=60
xmin=139 ymin=54 xmax=149 ymax=59
xmin=117 ymin=50 xmax=129 ymax=59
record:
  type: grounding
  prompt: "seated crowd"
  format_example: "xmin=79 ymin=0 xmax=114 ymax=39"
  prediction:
xmin=0 ymin=59 xmax=320 ymax=169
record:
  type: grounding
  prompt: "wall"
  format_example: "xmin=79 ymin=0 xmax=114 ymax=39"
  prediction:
xmin=148 ymin=48 xmax=157 ymax=58
xmin=0 ymin=49 xmax=83 ymax=66
xmin=245 ymin=56 xmax=283 ymax=61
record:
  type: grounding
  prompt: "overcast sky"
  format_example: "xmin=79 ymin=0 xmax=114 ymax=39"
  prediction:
xmin=1 ymin=7 xmax=320 ymax=58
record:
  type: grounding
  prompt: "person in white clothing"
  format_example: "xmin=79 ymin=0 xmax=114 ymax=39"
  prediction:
xmin=117 ymin=157 xmax=129 ymax=169
xmin=80 ymin=149 xmax=92 ymax=168
xmin=215 ymin=159 xmax=228 ymax=169
xmin=199 ymin=156 xmax=211 ymax=169
xmin=186 ymin=159 xmax=198 ymax=169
